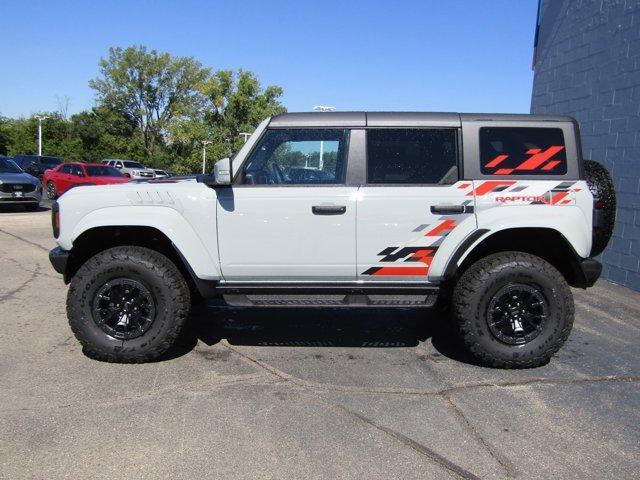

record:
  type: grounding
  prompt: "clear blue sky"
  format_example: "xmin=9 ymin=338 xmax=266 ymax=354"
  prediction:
xmin=0 ymin=0 xmax=539 ymax=118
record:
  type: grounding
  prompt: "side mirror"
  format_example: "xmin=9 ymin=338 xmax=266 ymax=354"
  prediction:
xmin=196 ymin=157 xmax=232 ymax=187
xmin=214 ymin=157 xmax=231 ymax=185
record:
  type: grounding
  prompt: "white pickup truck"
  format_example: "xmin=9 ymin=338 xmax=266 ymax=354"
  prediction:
xmin=49 ymin=112 xmax=616 ymax=368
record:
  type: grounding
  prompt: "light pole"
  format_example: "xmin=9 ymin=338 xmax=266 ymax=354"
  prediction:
xmin=34 ymin=114 xmax=49 ymax=156
xmin=313 ymin=106 xmax=335 ymax=170
xmin=201 ymin=140 xmax=211 ymax=174
xmin=238 ymin=132 xmax=252 ymax=143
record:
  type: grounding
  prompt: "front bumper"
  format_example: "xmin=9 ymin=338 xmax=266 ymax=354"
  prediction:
xmin=0 ymin=190 xmax=42 ymax=204
xmin=574 ymin=258 xmax=602 ymax=288
xmin=49 ymin=246 xmax=69 ymax=276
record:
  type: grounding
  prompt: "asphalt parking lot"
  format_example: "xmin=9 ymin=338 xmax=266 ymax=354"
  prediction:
xmin=1 ymin=204 xmax=639 ymax=479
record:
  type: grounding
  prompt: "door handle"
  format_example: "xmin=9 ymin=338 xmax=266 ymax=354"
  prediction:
xmin=312 ymin=205 xmax=346 ymax=215
xmin=430 ymin=204 xmax=466 ymax=214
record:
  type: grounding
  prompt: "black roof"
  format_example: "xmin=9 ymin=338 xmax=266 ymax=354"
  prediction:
xmin=268 ymin=112 xmax=575 ymax=128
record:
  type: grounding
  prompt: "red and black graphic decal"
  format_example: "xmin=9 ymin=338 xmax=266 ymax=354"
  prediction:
xmin=483 ymin=146 xmax=565 ymax=175
xmin=362 ymin=214 xmax=462 ymax=276
xmin=362 ymin=247 xmax=437 ymax=276
xmin=466 ymin=180 xmax=581 ymax=205
xmin=480 ymin=127 xmax=568 ymax=176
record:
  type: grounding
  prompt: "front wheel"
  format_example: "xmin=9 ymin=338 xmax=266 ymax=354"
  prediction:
xmin=67 ymin=246 xmax=191 ymax=363
xmin=452 ymin=252 xmax=574 ymax=368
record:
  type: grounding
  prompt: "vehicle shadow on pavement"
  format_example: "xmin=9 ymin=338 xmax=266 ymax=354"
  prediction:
xmin=161 ymin=303 xmax=482 ymax=366
xmin=0 ymin=204 xmax=50 ymax=213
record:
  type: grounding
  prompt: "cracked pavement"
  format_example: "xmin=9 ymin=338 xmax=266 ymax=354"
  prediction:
xmin=1 ymin=204 xmax=639 ymax=479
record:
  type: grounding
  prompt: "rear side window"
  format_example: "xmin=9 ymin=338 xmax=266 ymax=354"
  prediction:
xmin=480 ymin=127 xmax=567 ymax=175
xmin=367 ymin=129 xmax=458 ymax=184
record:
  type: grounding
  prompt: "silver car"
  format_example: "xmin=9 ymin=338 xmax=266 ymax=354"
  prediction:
xmin=0 ymin=157 xmax=42 ymax=210
xmin=102 ymin=159 xmax=156 ymax=180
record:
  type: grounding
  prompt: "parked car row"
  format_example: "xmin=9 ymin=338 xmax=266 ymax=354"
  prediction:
xmin=0 ymin=154 xmax=176 ymax=210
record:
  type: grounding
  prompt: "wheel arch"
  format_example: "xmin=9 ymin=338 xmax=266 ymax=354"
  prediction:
xmin=444 ymin=227 xmax=589 ymax=287
xmin=65 ymin=225 xmax=217 ymax=298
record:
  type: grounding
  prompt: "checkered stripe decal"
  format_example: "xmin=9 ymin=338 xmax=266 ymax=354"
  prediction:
xmin=361 ymin=213 xmax=464 ymax=276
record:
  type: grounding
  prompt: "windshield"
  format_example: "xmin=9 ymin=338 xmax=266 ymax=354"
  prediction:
xmin=0 ymin=158 xmax=22 ymax=174
xmin=86 ymin=166 xmax=124 ymax=177
xmin=123 ymin=161 xmax=145 ymax=169
xmin=41 ymin=156 xmax=62 ymax=167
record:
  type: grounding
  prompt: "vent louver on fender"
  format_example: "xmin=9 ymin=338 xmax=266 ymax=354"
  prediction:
xmin=126 ymin=190 xmax=182 ymax=211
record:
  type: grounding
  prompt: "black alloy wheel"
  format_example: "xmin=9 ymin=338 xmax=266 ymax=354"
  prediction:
xmin=92 ymin=278 xmax=156 ymax=340
xmin=487 ymin=283 xmax=549 ymax=345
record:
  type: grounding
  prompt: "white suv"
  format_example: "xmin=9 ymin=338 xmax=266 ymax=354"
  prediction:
xmin=102 ymin=159 xmax=156 ymax=180
xmin=49 ymin=112 xmax=616 ymax=368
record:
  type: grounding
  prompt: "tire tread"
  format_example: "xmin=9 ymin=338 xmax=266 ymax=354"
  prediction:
xmin=452 ymin=251 xmax=574 ymax=368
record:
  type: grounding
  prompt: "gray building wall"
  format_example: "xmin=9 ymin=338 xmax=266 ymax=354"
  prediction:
xmin=531 ymin=0 xmax=640 ymax=291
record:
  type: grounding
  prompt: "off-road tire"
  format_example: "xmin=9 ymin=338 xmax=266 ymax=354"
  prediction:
xmin=67 ymin=246 xmax=190 ymax=363
xmin=584 ymin=159 xmax=616 ymax=256
xmin=452 ymin=252 xmax=574 ymax=368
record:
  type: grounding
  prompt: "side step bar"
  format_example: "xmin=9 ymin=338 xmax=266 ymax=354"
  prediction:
xmin=215 ymin=283 xmax=440 ymax=308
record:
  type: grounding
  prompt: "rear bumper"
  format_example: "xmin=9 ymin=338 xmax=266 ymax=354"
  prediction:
xmin=574 ymin=258 xmax=602 ymax=288
xmin=49 ymin=246 xmax=69 ymax=275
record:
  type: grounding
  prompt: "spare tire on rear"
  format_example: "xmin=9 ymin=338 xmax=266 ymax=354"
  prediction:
xmin=584 ymin=160 xmax=616 ymax=257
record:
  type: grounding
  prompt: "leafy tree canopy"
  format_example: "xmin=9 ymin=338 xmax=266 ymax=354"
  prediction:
xmin=1 ymin=45 xmax=287 ymax=174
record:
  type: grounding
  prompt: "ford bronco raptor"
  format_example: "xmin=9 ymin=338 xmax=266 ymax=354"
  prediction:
xmin=49 ymin=112 xmax=616 ymax=368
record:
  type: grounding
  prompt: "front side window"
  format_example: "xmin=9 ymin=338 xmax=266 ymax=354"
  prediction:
xmin=69 ymin=165 xmax=84 ymax=176
xmin=123 ymin=161 xmax=145 ymax=169
xmin=480 ymin=127 xmax=567 ymax=175
xmin=241 ymin=129 xmax=348 ymax=185
xmin=367 ymin=129 xmax=458 ymax=184
xmin=59 ymin=165 xmax=73 ymax=174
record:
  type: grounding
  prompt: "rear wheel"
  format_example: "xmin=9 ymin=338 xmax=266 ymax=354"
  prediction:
xmin=46 ymin=181 xmax=57 ymax=199
xmin=452 ymin=252 xmax=574 ymax=368
xmin=67 ymin=246 xmax=191 ymax=363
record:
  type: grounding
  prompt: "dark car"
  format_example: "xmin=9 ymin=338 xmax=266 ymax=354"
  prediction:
xmin=0 ymin=157 xmax=42 ymax=210
xmin=12 ymin=155 xmax=63 ymax=181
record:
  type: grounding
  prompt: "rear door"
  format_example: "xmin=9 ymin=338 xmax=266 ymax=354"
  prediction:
xmin=357 ymin=128 xmax=475 ymax=282
xmin=216 ymin=128 xmax=358 ymax=282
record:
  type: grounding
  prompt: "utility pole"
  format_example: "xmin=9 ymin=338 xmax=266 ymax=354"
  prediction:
xmin=238 ymin=132 xmax=252 ymax=143
xmin=313 ymin=106 xmax=335 ymax=170
xmin=201 ymin=140 xmax=211 ymax=174
xmin=34 ymin=114 xmax=49 ymax=156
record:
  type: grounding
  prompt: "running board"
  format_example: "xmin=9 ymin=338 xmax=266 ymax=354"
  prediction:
xmin=217 ymin=283 xmax=439 ymax=308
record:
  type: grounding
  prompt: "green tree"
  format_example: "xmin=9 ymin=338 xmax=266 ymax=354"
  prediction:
xmin=170 ymin=70 xmax=286 ymax=173
xmin=89 ymin=46 xmax=210 ymax=160
xmin=0 ymin=115 xmax=12 ymax=155
xmin=70 ymin=107 xmax=146 ymax=162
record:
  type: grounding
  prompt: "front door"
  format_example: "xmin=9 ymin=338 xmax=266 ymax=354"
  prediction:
xmin=357 ymin=128 xmax=475 ymax=282
xmin=217 ymin=128 xmax=357 ymax=282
